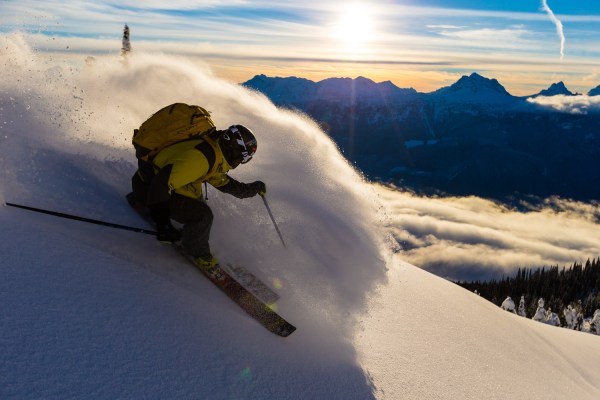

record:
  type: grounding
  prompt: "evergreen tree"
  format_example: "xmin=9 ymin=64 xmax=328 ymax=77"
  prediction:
xmin=121 ymin=24 xmax=131 ymax=56
xmin=501 ymin=297 xmax=516 ymax=314
xmin=532 ymin=298 xmax=546 ymax=322
xmin=563 ymin=305 xmax=577 ymax=329
xmin=545 ymin=308 xmax=560 ymax=326
xmin=455 ymin=257 xmax=600 ymax=331
xmin=518 ymin=296 xmax=527 ymax=317
xmin=591 ymin=310 xmax=600 ymax=335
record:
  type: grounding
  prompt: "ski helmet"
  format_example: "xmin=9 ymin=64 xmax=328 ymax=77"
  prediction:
xmin=227 ymin=125 xmax=257 ymax=164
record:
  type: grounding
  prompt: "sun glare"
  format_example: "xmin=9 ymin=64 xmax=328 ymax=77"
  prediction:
xmin=332 ymin=3 xmax=376 ymax=56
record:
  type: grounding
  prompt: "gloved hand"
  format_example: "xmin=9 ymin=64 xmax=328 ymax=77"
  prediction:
xmin=249 ymin=181 xmax=267 ymax=196
xmin=156 ymin=222 xmax=181 ymax=244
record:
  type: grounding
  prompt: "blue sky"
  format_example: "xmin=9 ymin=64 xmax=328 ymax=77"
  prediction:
xmin=2 ymin=0 xmax=600 ymax=94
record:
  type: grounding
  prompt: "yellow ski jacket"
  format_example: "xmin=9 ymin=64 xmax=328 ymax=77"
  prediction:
xmin=151 ymin=136 xmax=229 ymax=200
xmin=144 ymin=135 xmax=258 ymax=206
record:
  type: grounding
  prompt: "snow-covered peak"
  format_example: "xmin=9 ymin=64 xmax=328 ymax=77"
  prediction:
xmin=431 ymin=72 xmax=515 ymax=104
xmin=532 ymin=81 xmax=575 ymax=97
xmin=243 ymin=74 xmax=315 ymax=103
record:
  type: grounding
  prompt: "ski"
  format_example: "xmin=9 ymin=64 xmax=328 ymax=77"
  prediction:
xmin=125 ymin=194 xmax=278 ymax=302
xmin=220 ymin=262 xmax=279 ymax=304
xmin=174 ymin=244 xmax=296 ymax=337
xmin=126 ymin=193 xmax=295 ymax=337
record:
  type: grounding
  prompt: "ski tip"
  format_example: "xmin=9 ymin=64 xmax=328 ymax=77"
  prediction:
xmin=276 ymin=323 xmax=297 ymax=338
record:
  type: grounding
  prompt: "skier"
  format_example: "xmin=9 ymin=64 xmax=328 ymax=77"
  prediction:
xmin=128 ymin=124 xmax=266 ymax=272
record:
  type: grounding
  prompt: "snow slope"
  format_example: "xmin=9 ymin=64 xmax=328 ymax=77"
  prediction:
xmin=1 ymin=33 xmax=600 ymax=399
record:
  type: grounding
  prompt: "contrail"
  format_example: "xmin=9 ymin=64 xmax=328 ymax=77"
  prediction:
xmin=541 ymin=0 xmax=565 ymax=60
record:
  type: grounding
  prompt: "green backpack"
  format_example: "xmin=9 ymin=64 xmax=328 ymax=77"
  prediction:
xmin=132 ymin=103 xmax=216 ymax=162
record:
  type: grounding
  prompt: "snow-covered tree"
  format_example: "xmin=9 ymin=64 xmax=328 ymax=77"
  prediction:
xmin=518 ymin=295 xmax=527 ymax=317
xmin=563 ymin=305 xmax=578 ymax=329
xmin=590 ymin=310 xmax=600 ymax=335
xmin=531 ymin=298 xmax=561 ymax=326
xmin=501 ymin=296 xmax=516 ymax=314
xmin=532 ymin=298 xmax=546 ymax=322
xmin=545 ymin=308 xmax=560 ymax=326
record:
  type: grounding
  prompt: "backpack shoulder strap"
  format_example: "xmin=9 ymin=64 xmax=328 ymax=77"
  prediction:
xmin=194 ymin=135 xmax=223 ymax=177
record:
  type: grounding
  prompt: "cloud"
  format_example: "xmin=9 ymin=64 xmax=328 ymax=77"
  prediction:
xmin=541 ymin=0 xmax=565 ymax=60
xmin=104 ymin=0 xmax=238 ymax=9
xmin=431 ymin=25 xmax=533 ymax=47
xmin=527 ymin=95 xmax=600 ymax=114
xmin=426 ymin=25 xmax=467 ymax=30
xmin=377 ymin=186 xmax=600 ymax=281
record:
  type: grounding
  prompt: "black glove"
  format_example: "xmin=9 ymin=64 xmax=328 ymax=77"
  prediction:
xmin=156 ymin=222 xmax=181 ymax=244
xmin=249 ymin=181 xmax=267 ymax=196
xmin=216 ymin=179 xmax=266 ymax=198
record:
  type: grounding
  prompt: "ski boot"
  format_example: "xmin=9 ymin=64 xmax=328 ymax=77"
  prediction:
xmin=195 ymin=255 xmax=226 ymax=282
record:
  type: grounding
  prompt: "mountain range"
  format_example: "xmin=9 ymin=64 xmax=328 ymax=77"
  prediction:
xmin=244 ymin=73 xmax=600 ymax=203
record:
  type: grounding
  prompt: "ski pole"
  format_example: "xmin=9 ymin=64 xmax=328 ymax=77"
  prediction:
xmin=5 ymin=202 xmax=157 ymax=235
xmin=260 ymin=194 xmax=286 ymax=248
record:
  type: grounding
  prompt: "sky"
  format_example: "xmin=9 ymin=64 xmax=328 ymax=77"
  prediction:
xmin=2 ymin=35 xmax=600 ymax=399
xmin=2 ymin=0 xmax=600 ymax=95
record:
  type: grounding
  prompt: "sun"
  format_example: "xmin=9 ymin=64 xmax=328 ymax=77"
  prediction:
xmin=332 ymin=3 xmax=376 ymax=56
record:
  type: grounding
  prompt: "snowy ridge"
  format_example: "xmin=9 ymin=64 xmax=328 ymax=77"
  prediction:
xmin=245 ymin=72 xmax=600 ymax=107
xmin=1 ymin=33 xmax=600 ymax=399
xmin=244 ymin=74 xmax=418 ymax=107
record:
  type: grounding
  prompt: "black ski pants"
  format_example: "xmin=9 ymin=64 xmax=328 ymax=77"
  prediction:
xmin=131 ymin=171 xmax=214 ymax=259
xmin=168 ymin=193 xmax=214 ymax=260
